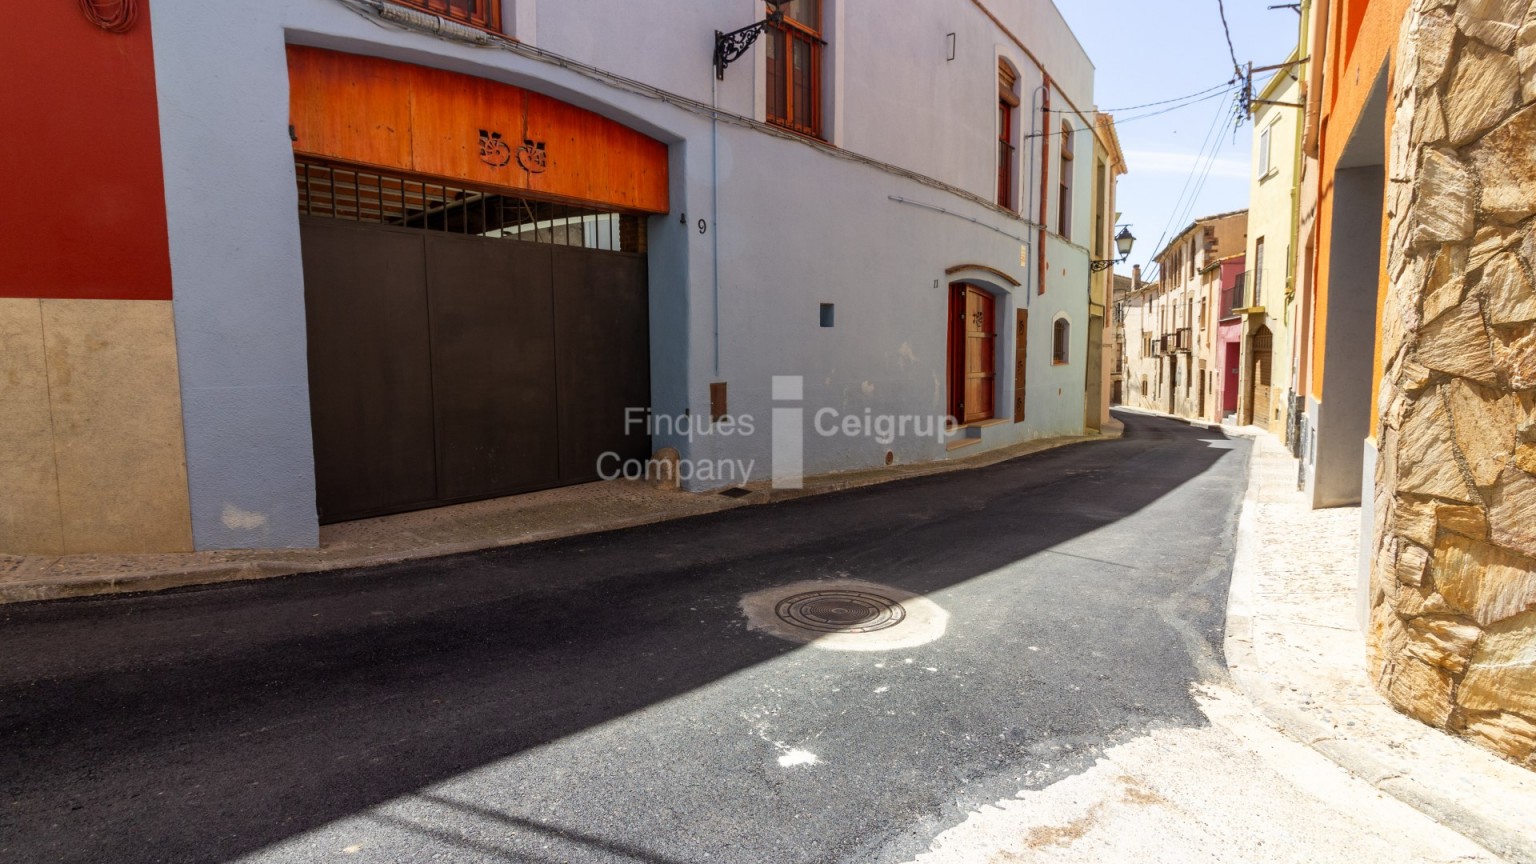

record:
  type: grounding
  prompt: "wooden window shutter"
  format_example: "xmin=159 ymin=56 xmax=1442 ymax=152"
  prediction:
xmin=999 ymin=61 xmax=1020 ymax=106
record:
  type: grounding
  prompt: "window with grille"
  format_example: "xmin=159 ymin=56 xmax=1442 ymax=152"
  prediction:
xmin=998 ymin=60 xmax=1019 ymax=209
xmin=1053 ymin=317 xmax=1070 ymax=365
xmin=389 ymin=0 xmax=499 ymax=31
xmin=294 ymin=159 xmax=647 ymax=254
xmin=765 ymin=0 xmax=824 ymax=138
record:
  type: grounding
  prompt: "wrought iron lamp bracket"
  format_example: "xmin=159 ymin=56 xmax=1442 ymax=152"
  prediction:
xmin=715 ymin=9 xmax=785 ymax=80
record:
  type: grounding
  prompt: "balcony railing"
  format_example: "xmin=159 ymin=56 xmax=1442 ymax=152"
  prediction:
xmin=1222 ymin=270 xmax=1265 ymax=317
xmin=1221 ymin=272 xmax=1247 ymax=318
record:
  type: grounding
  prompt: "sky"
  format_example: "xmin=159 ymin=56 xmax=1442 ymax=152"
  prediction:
xmin=1055 ymin=0 xmax=1305 ymax=274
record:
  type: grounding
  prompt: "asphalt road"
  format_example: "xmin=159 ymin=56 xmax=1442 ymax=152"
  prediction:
xmin=0 ymin=411 xmax=1250 ymax=864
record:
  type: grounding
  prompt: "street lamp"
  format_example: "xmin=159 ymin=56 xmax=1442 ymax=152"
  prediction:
xmin=1091 ymin=226 xmax=1136 ymax=272
xmin=715 ymin=0 xmax=793 ymax=80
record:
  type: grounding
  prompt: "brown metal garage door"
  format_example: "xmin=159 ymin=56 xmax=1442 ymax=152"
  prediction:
xmin=297 ymin=163 xmax=651 ymax=523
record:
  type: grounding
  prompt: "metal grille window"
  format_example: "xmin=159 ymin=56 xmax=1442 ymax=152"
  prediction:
xmin=295 ymin=160 xmax=647 ymax=254
xmin=765 ymin=0 xmax=824 ymax=138
xmin=998 ymin=61 xmax=1019 ymax=209
xmin=389 ymin=0 xmax=499 ymax=31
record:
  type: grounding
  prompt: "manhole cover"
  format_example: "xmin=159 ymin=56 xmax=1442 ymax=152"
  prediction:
xmin=775 ymin=590 xmax=906 ymax=633
xmin=740 ymin=579 xmax=947 ymax=651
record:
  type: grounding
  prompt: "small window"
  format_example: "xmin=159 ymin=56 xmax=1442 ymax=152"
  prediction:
xmin=390 ymin=0 xmax=499 ymax=31
xmin=1258 ymin=124 xmax=1273 ymax=176
xmin=765 ymin=0 xmax=824 ymax=138
xmin=819 ymin=303 xmax=835 ymax=327
xmin=1057 ymin=121 xmax=1074 ymax=239
xmin=1052 ymin=317 xmax=1070 ymax=364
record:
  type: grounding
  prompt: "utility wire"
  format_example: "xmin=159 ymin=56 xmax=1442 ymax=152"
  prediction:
xmin=1140 ymin=89 xmax=1235 ymax=280
xmin=1216 ymin=0 xmax=1243 ymax=77
xmin=1047 ymin=80 xmax=1235 ymax=114
xmin=1165 ymin=93 xmax=1241 ymax=250
xmin=1027 ymin=84 xmax=1239 ymax=142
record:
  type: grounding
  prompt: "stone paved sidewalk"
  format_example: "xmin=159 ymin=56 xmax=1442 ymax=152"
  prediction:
xmin=0 ymin=428 xmax=1116 ymax=605
xmin=1226 ymin=429 xmax=1536 ymax=864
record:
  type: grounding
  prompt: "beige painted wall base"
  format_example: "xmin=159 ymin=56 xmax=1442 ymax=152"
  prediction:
xmin=0 ymin=298 xmax=192 ymax=554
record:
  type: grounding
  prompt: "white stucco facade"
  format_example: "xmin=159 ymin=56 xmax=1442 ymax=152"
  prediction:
xmin=147 ymin=0 xmax=1105 ymax=549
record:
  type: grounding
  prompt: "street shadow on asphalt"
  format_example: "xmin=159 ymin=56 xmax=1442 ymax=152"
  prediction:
xmin=0 ymin=411 xmax=1243 ymax=864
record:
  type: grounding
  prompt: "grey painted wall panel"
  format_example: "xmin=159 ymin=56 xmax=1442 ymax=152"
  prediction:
xmin=1312 ymin=166 xmax=1383 ymax=508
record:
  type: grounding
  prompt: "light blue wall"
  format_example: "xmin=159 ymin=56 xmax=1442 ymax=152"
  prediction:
xmin=150 ymin=0 xmax=1100 ymax=547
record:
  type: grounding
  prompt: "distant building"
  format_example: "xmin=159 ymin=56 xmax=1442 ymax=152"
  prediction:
xmin=1087 ymin=113 xmax=1129 ymax=432
xmin=1241 ymin=50 xmax=1304 ymax=438
xmin=1122 ymin=211 xmax=1249 ymax=422
xmin=1109 ymin=272 xmax=1134 ymax=406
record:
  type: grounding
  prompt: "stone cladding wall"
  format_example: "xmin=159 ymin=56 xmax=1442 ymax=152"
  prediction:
xmin=1371 ymin=0 xmax=1536 ymax=769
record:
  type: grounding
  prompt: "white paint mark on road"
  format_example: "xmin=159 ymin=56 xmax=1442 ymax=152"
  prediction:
xmin=777 ymin=749 xmax=819 ymax=768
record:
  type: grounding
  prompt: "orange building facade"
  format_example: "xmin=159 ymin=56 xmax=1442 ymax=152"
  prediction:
xmin=1299 ymin=0 xmax=1410 ymax=510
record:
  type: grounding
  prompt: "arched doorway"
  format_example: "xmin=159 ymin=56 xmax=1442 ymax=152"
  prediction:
xmin=1248 ymin=326 xmax=1274 ymax=430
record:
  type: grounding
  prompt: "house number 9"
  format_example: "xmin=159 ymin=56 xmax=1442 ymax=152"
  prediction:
xmin=697 ymin=219 xmax=708 ymax=235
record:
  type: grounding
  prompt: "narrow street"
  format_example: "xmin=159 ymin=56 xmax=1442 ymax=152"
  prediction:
xmin=0 ymin=413 xmax=1492 ymax=863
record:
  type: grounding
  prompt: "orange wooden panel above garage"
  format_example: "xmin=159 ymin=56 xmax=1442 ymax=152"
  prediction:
xmin=287 ymin=46 xmax=668 ymax=214
xmin=287 ymin=47 xmax=413 ymax=170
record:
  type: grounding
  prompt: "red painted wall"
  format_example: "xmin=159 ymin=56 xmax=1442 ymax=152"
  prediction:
xmin=0 ymin=1 xmax=172 ymax=300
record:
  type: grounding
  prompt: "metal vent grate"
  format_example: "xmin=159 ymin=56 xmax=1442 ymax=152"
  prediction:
xmin=294 ymin=159 xmax=646 ymax=254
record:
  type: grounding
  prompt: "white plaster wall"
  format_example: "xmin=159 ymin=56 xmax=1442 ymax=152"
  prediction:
xmin=151 ymin=0 xmax=1098 ymax=548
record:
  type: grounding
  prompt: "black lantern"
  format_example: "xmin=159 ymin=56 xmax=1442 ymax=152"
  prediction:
xmin=715 ymin=1 xmax=793 ymax=80
xmin=1092 ymin=226 xmax=1136 ymax=272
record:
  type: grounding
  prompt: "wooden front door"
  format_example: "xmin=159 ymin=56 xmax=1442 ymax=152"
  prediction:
xmin=1249 ymin=327 xmax=1274 ymax=430
xmin=1014 ymin=309 xmax=1028 ymax=421
xmin=948 ymin=284 xmax=996 ymax=423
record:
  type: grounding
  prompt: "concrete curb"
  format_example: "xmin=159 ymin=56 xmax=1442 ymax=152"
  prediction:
xmin=0 ymin=428 xmax=1120 ymax=606
xmin=0 ymin=507 xmax=737 ymax=605
xmin=1223 ymin=430 xmax=1536 ymax=864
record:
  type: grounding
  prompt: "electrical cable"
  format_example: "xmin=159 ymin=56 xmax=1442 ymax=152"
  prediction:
xmin=1046 ymin=79 xmax=1235 ymax=114
xmin=79 ymin=0 xmax=137 ymax=32
xmin=1026 ymin=84 xmax=1238 ymax=142
xmin=1140 ymin=88 xmax=1235 ymax=280
xmin=1215 ymin=0 xmax=1242 ymax=77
